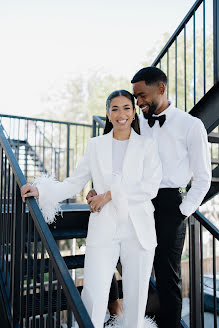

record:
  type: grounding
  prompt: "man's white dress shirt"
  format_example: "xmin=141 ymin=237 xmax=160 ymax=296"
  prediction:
xmin=138 ymin=102 xmax=211 ymax=217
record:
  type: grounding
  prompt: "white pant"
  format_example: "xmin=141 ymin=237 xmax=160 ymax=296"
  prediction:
xmin=81 ymin=218 xmax=155 ymax=328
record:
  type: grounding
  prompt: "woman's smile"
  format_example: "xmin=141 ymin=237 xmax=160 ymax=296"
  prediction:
xmin=117 ymin=119 xmax=128 ymax=125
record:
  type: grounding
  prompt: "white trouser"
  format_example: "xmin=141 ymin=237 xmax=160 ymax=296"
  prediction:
xmin=81 ymin=217 xmax=155 ymax=328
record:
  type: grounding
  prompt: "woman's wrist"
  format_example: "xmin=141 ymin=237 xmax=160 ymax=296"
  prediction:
xmin=35 ymin=187 xmax=39 ymax=199
xmin=104 ymin=191 xmax=111 ymax=204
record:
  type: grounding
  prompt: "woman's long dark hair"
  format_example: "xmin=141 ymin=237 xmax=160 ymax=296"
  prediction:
xmin=103 ymin=90 xmax=140 ymax=135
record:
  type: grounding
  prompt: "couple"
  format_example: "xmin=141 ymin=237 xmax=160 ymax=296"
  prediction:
xmin=21 ymin=67 xmax=211 ymax=328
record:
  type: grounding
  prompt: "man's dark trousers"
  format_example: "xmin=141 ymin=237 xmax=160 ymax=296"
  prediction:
xmin=152 ymin=188 xmax=186 ymax=328
xmin=108 ymin=188 xmax=186 ymax=328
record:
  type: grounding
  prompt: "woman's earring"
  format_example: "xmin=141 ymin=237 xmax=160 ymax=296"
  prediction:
xmin=133 ymin=117 xmax=135 ymax=121
xmin=109 ymin=118 xmax=111 ymax=122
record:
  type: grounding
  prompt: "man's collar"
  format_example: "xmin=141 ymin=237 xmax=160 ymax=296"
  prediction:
xmin=153 ymin=101 xmax=174 ymax=118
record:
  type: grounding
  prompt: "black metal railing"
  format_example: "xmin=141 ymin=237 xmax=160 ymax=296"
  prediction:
xmin=186 ymin=211 xmax=219 ymax=328
xmin=151 ymin=5 xmax=219 ymax=325
xmin=92 ymin=115 xmax=106 ymax=137
xmin=0 ymin=124 xmax=94 ymax=327
xmin=0 ymin=114 xmax=92 ymax=183
xmin=210 ymin=126 xmax=219 ymax=173
xmin=152 ymin=0 xmax=219 ymax=112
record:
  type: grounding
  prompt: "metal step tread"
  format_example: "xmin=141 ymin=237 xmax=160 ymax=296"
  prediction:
xmin=51 ymin=228 xmax=87 ymax=240
xmin=9 ymin=139 xmax=28 ymax=145
xmin=211 ymin=158 xmax=219 ymax=164
xmin=22 ymin=280 xmax=121 ymax=318
xmin=212 ymin=177 xmax=219 ymax=183
xmin=208 ymin=132 xmax=219 ymax=143
xmin=22 ymin=288 xmax=74 ymax=317
xmin=24 ymin=255 xmax=85 ymax=276
xmin=21 ymin=278 xmax=160 ymax=319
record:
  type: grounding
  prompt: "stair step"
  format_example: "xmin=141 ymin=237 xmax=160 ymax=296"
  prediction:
xmin=24 ymin=255 xmax=85 ymax=276
xmin=212 ymin=177 xmax=219 ymax=183
xmin=9 ymin=139 xmax=28 ymax=146
xmin=22 ymin=288 xmax=72 ymax=317
xmin=208 ymin=132 xmax=219 ymax=143
xmin=22 ymin=279 xmax=122 ymax=318
xmin=23 ymin=228 xmax=87 ymax=244
xmin=23 ymin=280 xmax=156 ymax=317
xmin=51 ymin=229 xmax=87 ymax=240
xmin=211 ymin=158 xmax=219 ymax=164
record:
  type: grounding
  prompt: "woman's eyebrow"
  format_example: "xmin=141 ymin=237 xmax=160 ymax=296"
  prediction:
xmin=111 ymin=104 xmax=131 ymax=108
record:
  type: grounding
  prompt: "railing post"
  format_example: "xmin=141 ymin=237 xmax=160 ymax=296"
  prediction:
xmin=189 ymin=216 xmax=202 ymax=328
xmin=11 ymin=184 xmax=22 ymax=326
xmin=55 ymin=151 xmax=57 ymax=177
xmin=213 ymin=0 xmax=219 ymax=83
xmin=24 ymin=144 xmax=28 ymax=179
xmin=92 ymin=117 xmax=96 ymax=138
xmin=66 ymin=124 xmax=70 ymax=177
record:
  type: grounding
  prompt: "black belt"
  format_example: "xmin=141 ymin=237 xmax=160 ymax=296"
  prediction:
xmin=159 ymin=187 xmax=187 ymax=194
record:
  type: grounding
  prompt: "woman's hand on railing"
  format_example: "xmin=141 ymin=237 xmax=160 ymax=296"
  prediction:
xmin=21 ymin=184 xmax=39 ymax=202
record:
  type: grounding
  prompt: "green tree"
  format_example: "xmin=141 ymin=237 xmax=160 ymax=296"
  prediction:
xmin=86 ymin=72 xmax=131 ymax=119
xmin=142 ymin=29 xmax=213 ymax=112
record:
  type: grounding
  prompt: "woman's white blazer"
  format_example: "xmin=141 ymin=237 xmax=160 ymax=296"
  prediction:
xmin=36 ymin=128 xmax=162 ymax=250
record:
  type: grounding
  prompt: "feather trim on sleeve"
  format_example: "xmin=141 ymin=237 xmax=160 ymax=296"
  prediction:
xmin=32 ymin=174 xmax=62 ymax=224
xmin=104 ymin=315 xmax=157 ymax=327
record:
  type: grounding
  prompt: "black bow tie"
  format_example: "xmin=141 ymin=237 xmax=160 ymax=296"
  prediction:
xmin=148 ymin=114 xmax=166 ymax=128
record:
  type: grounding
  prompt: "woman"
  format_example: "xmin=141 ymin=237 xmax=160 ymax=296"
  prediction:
xmin=21 ymin=90 xmax=161 ymax=328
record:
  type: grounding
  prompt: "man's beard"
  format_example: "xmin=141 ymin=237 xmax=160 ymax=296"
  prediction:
xmin=142 ymin=104 xmax=157 ymax=119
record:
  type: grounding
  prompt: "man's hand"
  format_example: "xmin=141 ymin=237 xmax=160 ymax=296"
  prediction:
xmin=86 ymin=189 xmax=97 ymax=212
xmin=86 ymin=189 xmax=97 ymax=201
xmin=87 ymin=191 xmax=111 ymax=212
xmin=21 ymin=184 xmax=39 ymax=202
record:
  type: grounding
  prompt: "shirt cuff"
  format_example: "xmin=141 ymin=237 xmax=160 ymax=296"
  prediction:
xmin=179 ymin=201 xmax=195 ymax=218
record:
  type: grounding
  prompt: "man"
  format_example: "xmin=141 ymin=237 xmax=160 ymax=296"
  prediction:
xmin=87 ymin=67 xmax=211 ymax=328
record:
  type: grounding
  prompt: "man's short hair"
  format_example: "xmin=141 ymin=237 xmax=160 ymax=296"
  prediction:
xmin=131 ymin=67 xmax=167 ymax=85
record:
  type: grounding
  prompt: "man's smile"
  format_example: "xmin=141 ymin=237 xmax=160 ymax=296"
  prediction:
xmin=140 ymin=104 xmax=150 ymax=112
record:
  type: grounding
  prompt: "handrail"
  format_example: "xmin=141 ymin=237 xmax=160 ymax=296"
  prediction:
xmin=150 ymin=0 xmax=219 ymax=114
xmin=0 ymin=113 xmax=92 ymax=128
xmin=93 ymin=115 xmax=106 ymax=128
xmin=188 ymin=211 xmax=219 ymax=327
xmin=92 ymin=116 xmax=106 ymax=137
xmin=0 ymin=123 xmax=94 ymax=327
xmin=193 ymin=210 xmax=219 ymax=239
xmin=0 ymin=124 xmax=18 ymax=152
xmin=152 ymin=0 xmax=203 ymax=66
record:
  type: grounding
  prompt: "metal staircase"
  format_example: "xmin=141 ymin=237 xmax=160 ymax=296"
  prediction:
xmin=9 ymin=138 xmax=49 ymax=175
xmin=0 ymin=125 xmax=94 ymax=328
xmin=0 ymin=0 xmax=219 ymax=327
xmin=0 ymin=113 xmax=92 ymax=183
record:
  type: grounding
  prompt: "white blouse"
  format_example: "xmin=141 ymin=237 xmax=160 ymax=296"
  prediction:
xmin=112 ymin=138 xmax=129 ymax=176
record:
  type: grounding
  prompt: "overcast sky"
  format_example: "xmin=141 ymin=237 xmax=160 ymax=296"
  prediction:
xmin=0 ymin=0 xmax=202 ymax=116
